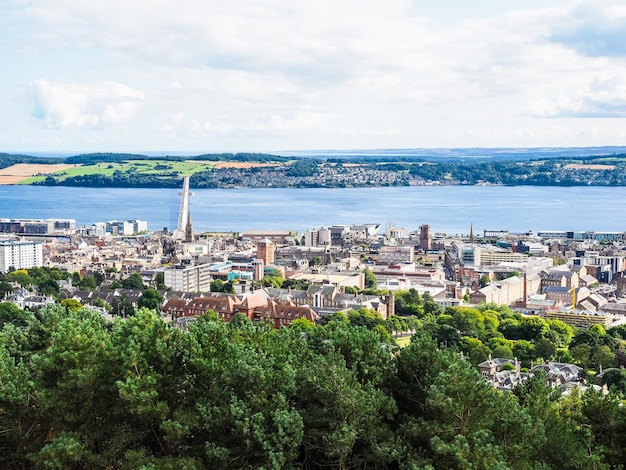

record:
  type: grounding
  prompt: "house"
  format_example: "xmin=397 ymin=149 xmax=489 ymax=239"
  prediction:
xmin=263 ymin=286 xmax=394 ymax=319
xmin=478 ymin=357 xmax=518 ymax=381
xmin=22 ymin=295 xmax=55 ymax=309
xmin=529 ymin=362 xmax=584 ymax=388
xmin=577 ymin=293 xmax=607 ymax=312
xmin=184 ymin=294 xmax=242 ymax=321
xmin=479 ymin=358 xmax=589 ymax=395
xmin=255 ymin=300 xmax=319 ymax=328
xmin=161 ymin=291 xmax=323 ymax=328
xmin=543 ymin=286 xmax=589 ymax=306
xmin=539 ymin=270 xmax=579 ymax=290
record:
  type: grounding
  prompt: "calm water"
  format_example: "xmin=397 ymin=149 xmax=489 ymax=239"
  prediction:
xmin=0 ymin=185 xmax=624 ymax=235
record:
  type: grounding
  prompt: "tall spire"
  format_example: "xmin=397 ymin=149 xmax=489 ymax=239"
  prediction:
xmin=184 ymin=208 xmax=194 ymax=243
xmin=469 ymin=223 xmax=474 ymax=244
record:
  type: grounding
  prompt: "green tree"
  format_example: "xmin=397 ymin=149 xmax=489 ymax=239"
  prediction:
xmin=6 ymin=269 xmax=32 ymax=288
xmin=260 ymin=275 xmax=283 ymax=288
xmin=363 ymin=268 xmax=377 ymax=289
xmin=121 ymin=272 xmax=144 ymax=290
xmin=593 ymin=345 xmax=617 ymax=370
xmin=296 ymin=352 xmax=395 ymax=468
xmin=0 ymin=338 xmax=43 ymax=468
xmin=492 ymin=344 xmax=514 ymax=359
xmin=36 ymin=278 xmax=60 ymax=297
xmin=92 ymin=297 xmax=112 ymax=313
xmin=138 ymin=288 xmax=164 ymax=312
xmin=110 ymin=294 xmax=135 ymax=317
xmin=155 ymin=272 xmax=166 ymax=290
xmin=570 ymin=343 xmax=593 ymax=369
xmin=78 ymin=275 xmax=97 ymax=291
xmin=535 ymin=338 xmax=557 ymax=361
xmin=423 ymin=298 xmax=443 ymax=316
xmin=187 ymin=317 xmax=304 ymax=468
xmin=518 ymin=316 xmax=549 ymax=342
xmin=60 ymin=298 xmax=83 ymax=312
xmin=0 ymin=280 xmax=13 ymax=297
xmin=210 ymin=279 xmax=224 ymax=292
xmin=346 ymin=308 xmax=385 ymax=331
xmin=546 ymin=319 xmax=574 ymax=347
xmin=513 ymin=340 xmax=536 ymax=363
xmin=0 ymin=302 xmax=30 ymax=328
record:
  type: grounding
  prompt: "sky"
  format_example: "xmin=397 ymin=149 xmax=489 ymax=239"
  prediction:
xmin=2 ymin=0 xmax=626 ymax=154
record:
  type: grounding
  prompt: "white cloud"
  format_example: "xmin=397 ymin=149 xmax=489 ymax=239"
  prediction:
xmin=528 ymin=74 xmax=626 ymax=117
xmin=162 ymin=110 xmax=337 ymax=138
xmin=30 ymin=80 xmax=144 ymax=129
xmin=4 ymin=0 xmax=626 ymax=151
xmin=549 ymin=0 xmax=626 ymax=57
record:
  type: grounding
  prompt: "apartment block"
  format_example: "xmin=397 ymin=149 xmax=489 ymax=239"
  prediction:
xmin=0 ymin=240 xmax=44 ymax=273
xmin=164 ymin=263 xmax=213 ymax=292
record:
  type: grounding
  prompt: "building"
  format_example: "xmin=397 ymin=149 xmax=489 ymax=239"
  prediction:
xmin=0 ymin=240 xmax=44 ymax=273
xmin=256 ymin=238 xmax=275 ymax=264
xmin=543 ymin=286 xmax=589 ymax=305
xmin=483 ymin=230 xmax=509 ymax=238
xmin=129 ymin=219 xmax=148 ymax=233
xmin=287 ymin=270 xmax=365 ymax=290
xmin=0 ymin=218 xmax=76 ymax=235
xmin=378 ymin=245 xmax=414 ymax=264
xmin=419 ymin=224 xmax=432 ymax=251
xmin=385 ymin=226 xmax=409 ymax=243
xmin=162 ymin=291 xmax=320 ymax=327
xmin=304 ymin=227 xmax=331 ymax=247
xmin=106 ymin=220 xmax=134 ymax=236
xmin=163 ymin=263 xmax=213 ymax=292
xmin=239 ymin=230 xmax=292 ymax=244
xmin=546 ymin=309 xmax=609 ymax=328
xmin=470 ymin=274 xmax=541 ymax=306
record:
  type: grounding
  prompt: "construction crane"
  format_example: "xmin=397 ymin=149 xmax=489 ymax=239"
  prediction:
xmin=569 ymin=286 xmax=577 ymax=308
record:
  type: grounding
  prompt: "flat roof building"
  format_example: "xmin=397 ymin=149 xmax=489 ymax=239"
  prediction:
xmin=0 ymin=240 xmax=44 ymax=273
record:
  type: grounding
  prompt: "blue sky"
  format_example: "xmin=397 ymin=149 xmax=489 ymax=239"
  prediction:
xmin=2 ymin=0 xmax=626 ymax=153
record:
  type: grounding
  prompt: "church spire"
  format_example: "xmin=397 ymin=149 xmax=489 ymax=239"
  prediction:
xmin=469 ymin=223 xmax=474 ymax=244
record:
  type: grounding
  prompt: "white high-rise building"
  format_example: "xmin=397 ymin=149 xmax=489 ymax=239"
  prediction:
xmin=0 ymin=241 xmax=44 ymax=273
xmin=164 ymin=263 xmax=212 ymax=292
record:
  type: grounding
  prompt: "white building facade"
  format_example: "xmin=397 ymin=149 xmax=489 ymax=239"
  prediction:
xmin=164 ymin=263 xmax=213 ymax=292
xmin=0 ymin=241 xmax=44 ymax=273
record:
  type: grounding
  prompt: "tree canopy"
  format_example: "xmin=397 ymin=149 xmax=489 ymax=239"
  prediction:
xmin=0 ymin=303 xmax=624 ymax=469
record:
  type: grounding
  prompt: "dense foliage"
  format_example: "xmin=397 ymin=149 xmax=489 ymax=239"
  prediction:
xmin=1 ymin=303 xmax=625 ymax=469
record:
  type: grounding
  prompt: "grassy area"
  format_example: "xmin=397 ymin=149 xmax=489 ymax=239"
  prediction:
xmin=21 ymin=160 xmax=216 ymax=184
xmin=395 ymin=335 xmax=412 ymax=348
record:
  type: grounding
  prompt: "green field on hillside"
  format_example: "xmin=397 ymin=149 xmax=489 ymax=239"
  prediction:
xmin=20 ymin=160 xmax=216 ymax=184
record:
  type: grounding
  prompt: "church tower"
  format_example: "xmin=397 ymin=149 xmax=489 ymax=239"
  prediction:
xmin=419 ymin=224 xmax=431 ymax=251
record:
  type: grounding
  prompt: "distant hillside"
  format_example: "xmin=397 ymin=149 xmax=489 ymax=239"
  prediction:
xmin=64 ymin=152 xmax=291 ymax=164
xmin=280 ymin=146 xmax=626 ymax=162
xmin=4 ymin=148 xmax=626 ymax=187
xmin=0 ymin=153 xmax=61 ymax=170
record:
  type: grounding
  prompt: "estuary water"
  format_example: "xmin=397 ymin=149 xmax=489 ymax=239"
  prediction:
xmin=0 ymin=185 xmax=624 ymax=235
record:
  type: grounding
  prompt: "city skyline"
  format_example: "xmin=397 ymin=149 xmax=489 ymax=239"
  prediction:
xmin=2 ymin=1 xmax=626 ymax=153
